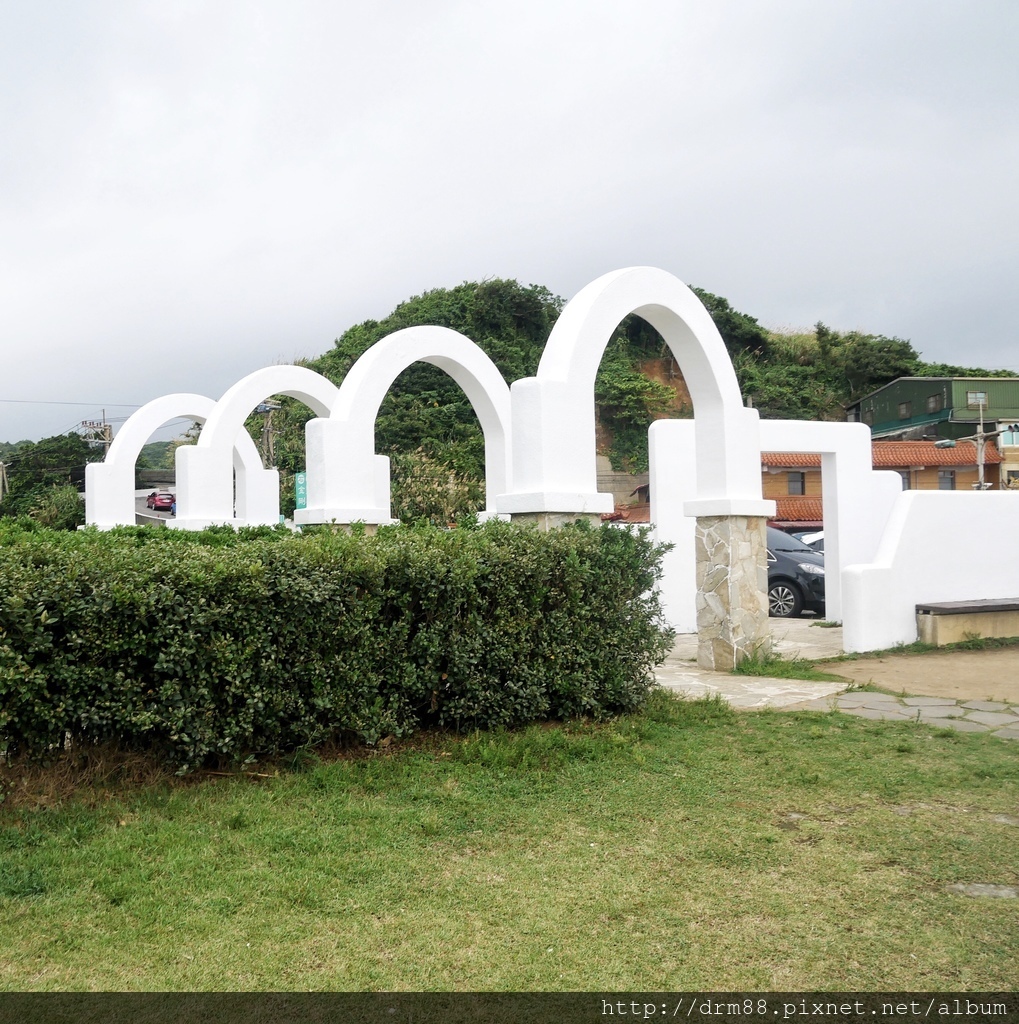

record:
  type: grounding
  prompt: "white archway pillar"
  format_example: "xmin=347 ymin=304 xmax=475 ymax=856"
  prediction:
xmin=174 ymin=365 xmax=339 ymax=530
xmin=494 ymin=267 xmax=774 ymax=669
xmin=496 ymin=267 xmax=771 ymax=516
xmin=296 ymin=326 xmax=512 ymax=526
xmin=84 ymin=394 xmax=267 ymax=529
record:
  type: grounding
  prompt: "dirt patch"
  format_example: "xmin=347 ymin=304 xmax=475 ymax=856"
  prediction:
xmin=815 ymin=648 xmax=1019 ymax=704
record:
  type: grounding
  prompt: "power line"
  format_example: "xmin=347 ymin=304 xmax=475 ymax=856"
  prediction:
xmin=0 ymin=399 xmax=142 ymax=407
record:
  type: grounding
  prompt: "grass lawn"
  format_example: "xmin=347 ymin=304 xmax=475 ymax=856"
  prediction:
xmin=1 ymin=692 xmax=1017 ymax=992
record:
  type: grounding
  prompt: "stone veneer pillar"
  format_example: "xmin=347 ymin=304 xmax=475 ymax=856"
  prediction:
xmin=695 ymin=515 xmax=771 ymax=671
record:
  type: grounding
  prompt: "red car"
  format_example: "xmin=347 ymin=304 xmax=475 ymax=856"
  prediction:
xmin=147 ymin=491 xmax=175 ymax=512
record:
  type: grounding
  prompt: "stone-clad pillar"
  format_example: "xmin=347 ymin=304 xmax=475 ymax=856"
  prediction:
xmin=695 ymin=515 xmax=771 ymax=671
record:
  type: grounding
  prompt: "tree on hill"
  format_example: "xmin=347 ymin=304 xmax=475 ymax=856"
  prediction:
xmin=0 ymin=432 xmax=100 ymax=529
xmin=734 ymin=320 xmax=927 ymax=419
xmin=690 ymin=287 xmax=771 ymax=359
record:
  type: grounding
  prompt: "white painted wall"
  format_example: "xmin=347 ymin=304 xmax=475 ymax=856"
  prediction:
xmin=842 ymin=490 xmax=1019 ymax=651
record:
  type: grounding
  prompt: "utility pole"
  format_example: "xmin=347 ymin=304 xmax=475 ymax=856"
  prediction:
xmin=0 ymin=460 xmax=8 ymax=505
xmin=934 ymin=401 xmax=1019 ymax=490
xmin=255 ymin=400 xmax=282 ymax=468
xmin=80 ymin=410 xmax=113 ymax=455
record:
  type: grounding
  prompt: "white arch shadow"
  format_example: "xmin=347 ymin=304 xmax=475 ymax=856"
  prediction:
xmin=173 ymin=366 xmax=340 ymax=529
xmin=84 ymin=394 xmax=267 ymax=529
xmin=296 ymin=325 xmax=512 ymax=525
xmin=495 ymin=266 xmax=772 ymax=517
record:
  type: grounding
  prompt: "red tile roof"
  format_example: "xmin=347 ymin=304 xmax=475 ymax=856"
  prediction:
xmin=762 ymin=452 xmax=821 ymax=468
xmin=771 ymin=496 xmax=824 ymax=524
xmin=601 ymin=502 xmax=651 ymax=524
xmin=871 ymin=440 xmax=1001 ymax=466
xmin=763 ymin=441 xmax=1001 ymax=469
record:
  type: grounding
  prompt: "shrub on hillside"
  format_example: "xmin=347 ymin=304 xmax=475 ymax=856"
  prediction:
xmin=0 ymin=520 xmax=672 ymax=770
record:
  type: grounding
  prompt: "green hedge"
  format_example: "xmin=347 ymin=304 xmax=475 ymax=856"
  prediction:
xmin=0 ymin=518 xmax=673 ymax=770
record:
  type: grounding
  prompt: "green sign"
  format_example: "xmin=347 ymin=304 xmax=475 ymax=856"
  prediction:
xmin=295 ymin=472 xmax=308 ymax=510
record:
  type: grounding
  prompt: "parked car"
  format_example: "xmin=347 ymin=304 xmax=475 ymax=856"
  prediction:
xmin=147 ymin=491 xmax=175 ymax=512
xmin=767 ymin=526 xmax=825 ymax=618
xmin=798 ymin=530 xmax=824 ymax=552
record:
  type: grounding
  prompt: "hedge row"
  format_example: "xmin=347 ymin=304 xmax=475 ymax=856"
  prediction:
xmin=0 ymin=518 xmax=673 ymax=769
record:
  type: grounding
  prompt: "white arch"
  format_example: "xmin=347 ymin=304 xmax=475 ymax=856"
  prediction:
xmin=84 ymin=394 xmax=266 ymax=529
xmin=495 ymin=266 xmax=772 ymax=517
xmin=174 ymin=366 xmax=340 ymax=528
xmin=296 ymin=326 xmax=512 ymax=524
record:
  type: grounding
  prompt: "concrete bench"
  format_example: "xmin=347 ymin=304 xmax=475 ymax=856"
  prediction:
xmin=916 ymin=599 xmax=1019 ymax=646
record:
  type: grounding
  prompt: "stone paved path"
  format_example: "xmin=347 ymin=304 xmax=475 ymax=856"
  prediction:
xmin=656 ymin=619 xmax=1019 ymax=740
xmin=789 ymin=691 xmax=1019 ymax=740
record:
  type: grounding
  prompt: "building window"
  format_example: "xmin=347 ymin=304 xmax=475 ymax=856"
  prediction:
xmin=1000 ymin=425 xmax=1019 ymax=447
xmin=926 ymin=394 xmax=943 ymax=413
xmin=1008 ymin=470 xmax=1019 ymax=489
xmin=966 ymin=390 xmax=988 ymax=408
xmin=787 ymin=472 xmax=806 ymax=496
xmin=899 ymin=470 xmax=911 ymax=490
xmin=938 ymin=470 xmax=956 ymax=491
xmin=898 ymin=401 xmax=912 ymax=419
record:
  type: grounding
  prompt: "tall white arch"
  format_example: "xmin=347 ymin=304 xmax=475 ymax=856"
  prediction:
xmin=296 ymin=326 xmax=512 ymax=524
xmin=84 ymin=394 xmax=266 ymax=529
xmin=174 ymin=366 xmax=340 ymax=529
xmin=495 ymin=266 xmax=772 ymax=518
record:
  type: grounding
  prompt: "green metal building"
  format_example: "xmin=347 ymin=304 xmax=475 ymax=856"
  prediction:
xmin=848 ymin=377 xmax=1019 ymax=440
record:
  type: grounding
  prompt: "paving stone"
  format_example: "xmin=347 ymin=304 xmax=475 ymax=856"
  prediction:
xmin=855 ymin=699 xmax=911 ymax=712
xmin=841 ymin=707 xmax=910 ymax=721
xmin=902 ymin=696 xmax=958 ymax=707
xmin=833 ymin=693 xmax=898 ymax=707
xmin=966 ymin=711 xmax=1019 ymax=727
xmin=961 ymin=700 xmax=1011 ymax=712
xmin=915 ymin=706 xmax=968 ymax=719
xmin=992 ymin=726 xmax=1019 ymax=741
xmin=926 ymin=718 xmax=990 ymax=733
xmin=947 ymin=883 xmax=1017 ymax=899
xmin=992 ymin=814 xmax=1019 ymax=826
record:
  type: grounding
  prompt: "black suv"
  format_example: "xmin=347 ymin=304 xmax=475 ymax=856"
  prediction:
xmin=766 ymin=527 xmax=826 ymax=618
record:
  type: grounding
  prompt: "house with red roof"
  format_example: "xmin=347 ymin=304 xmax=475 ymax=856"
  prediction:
xmin=603 ymin=438 xmax=1008 ymax=529
xmin=762 ymin=440 xmax=1004 ymax=528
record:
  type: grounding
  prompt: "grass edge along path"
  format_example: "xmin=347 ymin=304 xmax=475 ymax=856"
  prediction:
xmin=1 ymin=691 xmax=1017 ymax=992
xmin=734 ymin=633 xmax=1019 ymax=684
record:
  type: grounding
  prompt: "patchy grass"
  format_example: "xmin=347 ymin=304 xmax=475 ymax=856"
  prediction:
xmin=832 ymin=634 xmax=1019 ymax=662
xmin=1 ymin=691 xmax=1017 ymax=992
xmin=731 ymin=650 xmax=849 ymax=683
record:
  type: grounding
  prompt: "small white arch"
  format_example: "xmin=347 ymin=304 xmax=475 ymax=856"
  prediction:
xmin=496 ymin=266 xmax=771 ymax=517
xmin=174 ymin=366 xmax=340 ymax=528
xmin=648 ymin=419 xmax=903 ymax=632
xmin=84 ymin=394 xmax=266 ymax=529
xmin=296 ymin=326 xmax=512 ymax=524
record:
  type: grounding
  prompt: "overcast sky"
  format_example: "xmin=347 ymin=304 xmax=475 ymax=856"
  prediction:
xmin=2 ymin=0 xmax=1017 ymax=443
